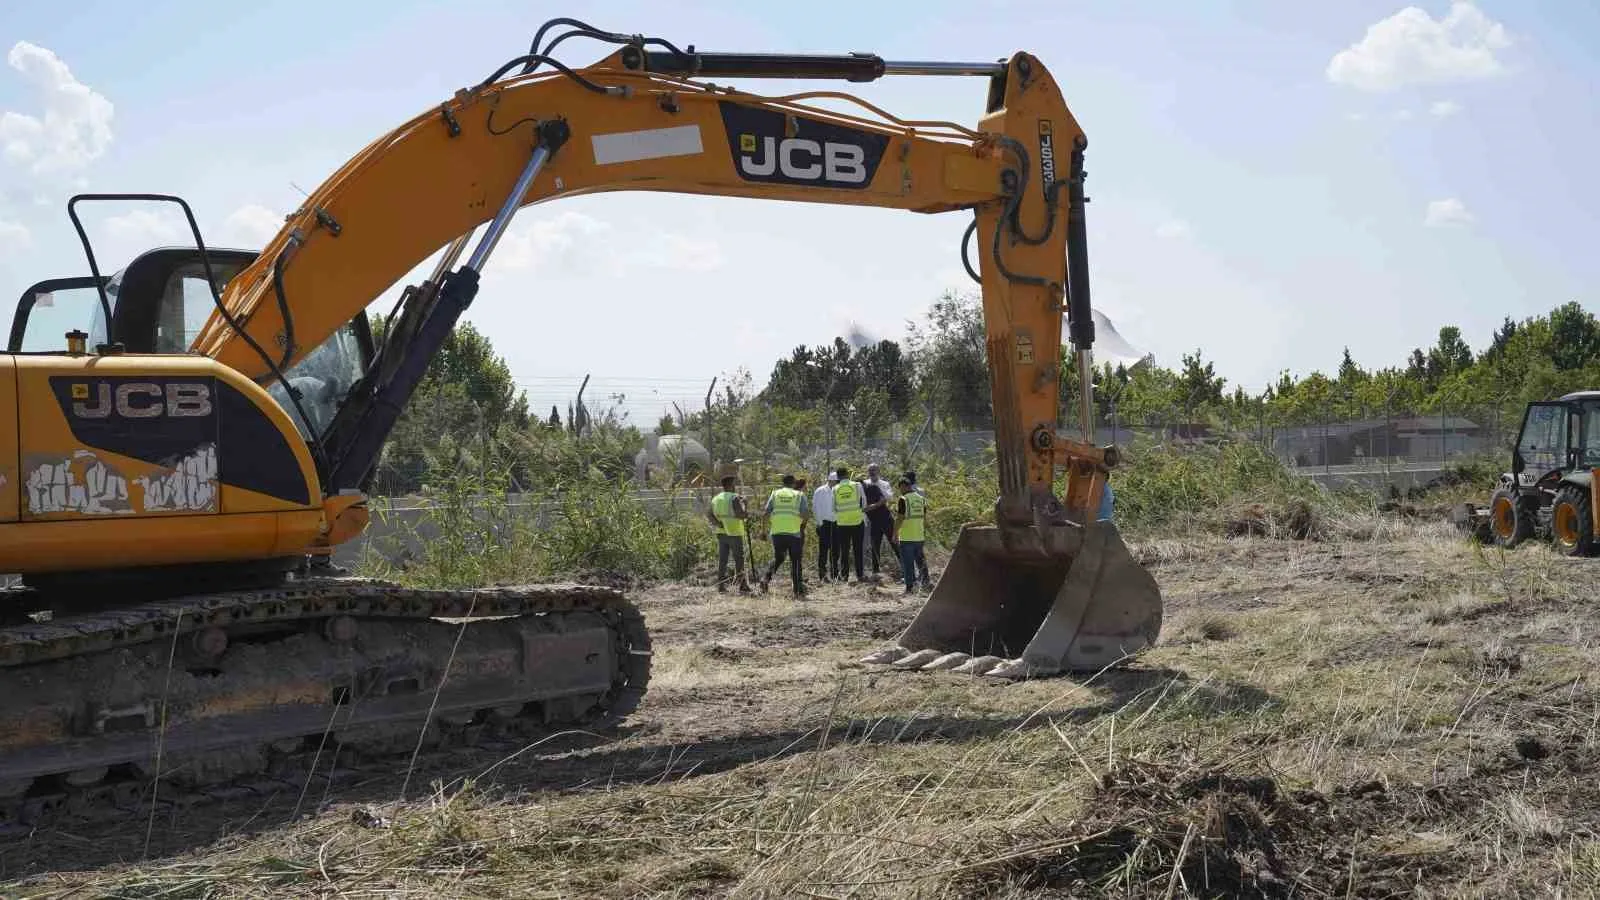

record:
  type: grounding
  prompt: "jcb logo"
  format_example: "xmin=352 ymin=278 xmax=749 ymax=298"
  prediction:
xmin=72 ymin=382 xmax=213 ymax=419
xmin=738 ymin=134 xmax=868 ymax=185
xmin=718 ymin=101 xmax=887 ymax=190
xmin=1037 ymin=120 xmax=1056 ymax=198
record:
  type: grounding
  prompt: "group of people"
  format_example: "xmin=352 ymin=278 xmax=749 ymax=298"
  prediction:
xmin=707 ymin=462 xmax=930 ymax=597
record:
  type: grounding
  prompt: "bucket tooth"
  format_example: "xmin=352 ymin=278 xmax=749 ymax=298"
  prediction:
xmin=891 ymin=648 xmax=945 ymax=669
xmin=951 ymin=654 xmax=1005 ymax=675
xmin=983 ymin=657 xmax=1052 ymax=680
xmin=860 ymin=647 xmax=910 ymax=665
xmin=919 ymin=652 xmax=972 ymax=671
xmin=884 ymin=521 xmax=1162 ymax=676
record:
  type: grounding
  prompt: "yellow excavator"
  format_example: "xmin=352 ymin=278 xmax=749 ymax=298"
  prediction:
xmin=0 ymin=19 xmax=1160 ymax=826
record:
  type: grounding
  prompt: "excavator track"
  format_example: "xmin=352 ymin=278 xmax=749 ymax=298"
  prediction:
xmin=0 ymin=577 xmax=651 ymax=833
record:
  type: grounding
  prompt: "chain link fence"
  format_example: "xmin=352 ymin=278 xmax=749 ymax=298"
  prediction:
xmin=359 ymin=372 xmax=1531 ymax=503
xmin=631 ymin=398 xmax=1522 ymax=486
xmin=340 ymin=378 xmax=1527 ymax=570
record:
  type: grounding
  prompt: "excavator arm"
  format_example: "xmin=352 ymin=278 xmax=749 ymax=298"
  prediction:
xmin=191 ymin=38 xmax=1092 ymax=513
xmin=189 ymin=24 xmax=1160 ymax=676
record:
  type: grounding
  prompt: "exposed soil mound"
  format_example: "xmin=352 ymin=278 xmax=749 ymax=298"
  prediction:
xmin=960 ymin=731 xmax=1600 ymax=898
xmin=959 ymin=761 xmax=1326 ymax=897
xmin=1225 ymin=499 xmax=1320 ymax=540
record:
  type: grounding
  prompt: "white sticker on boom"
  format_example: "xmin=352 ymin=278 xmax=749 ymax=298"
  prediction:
xmin=591 ymin=125 xmax=703 ymax=165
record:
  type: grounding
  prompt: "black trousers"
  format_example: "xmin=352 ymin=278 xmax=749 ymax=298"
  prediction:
xmin=765 ymin=533 xmax=804 ymax=592
xmin=835 ymin=523 xmax=864 ymax=580
xmin=868 ymin=513 xmax=895 ymax=572
xmin=717 ymin=534 xmax=747 ymax=590
xmin=815 ymin=520 xmax=836 ymax=577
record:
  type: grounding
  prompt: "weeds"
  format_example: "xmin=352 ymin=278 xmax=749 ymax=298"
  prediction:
xmin=359 ymin=436 xmax=1481 ymax=589
xmin=25 ymin=507 xmax=1600 ymax=898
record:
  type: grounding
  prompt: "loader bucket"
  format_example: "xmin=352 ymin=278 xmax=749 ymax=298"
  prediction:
xmin=861 ymin=520 xmax=1161 ymax=679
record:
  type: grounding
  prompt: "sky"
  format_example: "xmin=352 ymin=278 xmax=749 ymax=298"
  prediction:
xmin=1 ymin=1 xmax=1596 ymax=425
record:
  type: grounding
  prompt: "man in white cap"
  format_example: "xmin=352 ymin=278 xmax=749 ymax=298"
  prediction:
xmin=812 ymin=471 xmax=838 ymax=582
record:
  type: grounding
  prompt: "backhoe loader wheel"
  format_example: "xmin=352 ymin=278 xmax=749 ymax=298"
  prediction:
xmin=1489 ymin=488 xmax=1532 ymax=548
xmin=1551 ymin=485 xmax=1594 ymax=557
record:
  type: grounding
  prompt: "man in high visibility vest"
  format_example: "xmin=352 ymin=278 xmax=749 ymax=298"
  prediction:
xmin=707 ymin=475 xmax=752 ymax=594
xmin=894 ymin=475 xmax=930 ymax=593
xmin=793 ymin=476 xmax=809 ymax=562
xmin=832 ymin=466 xmax=866 ymax=583
xmin=760 ymin=473 xmax=810 ymax=595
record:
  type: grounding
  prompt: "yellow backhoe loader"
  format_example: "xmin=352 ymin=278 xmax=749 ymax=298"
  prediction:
xmin=0 ymin=18 xmax=1160 ymax=828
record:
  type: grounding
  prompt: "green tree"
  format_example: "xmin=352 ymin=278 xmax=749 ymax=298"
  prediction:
xmin=372 ymin=318 xmax=530 ymax=429
xmin=371 ymin=319 xmax=534 ymax=493
xmin=1427 ymin=326 xmax=1475 ymax=385
xmin=1548 ymin=301 xmax=1600 ymax=371
xmin=905 ymin=290 xmax=992 ymax=430
xmin=1178 ymin=349 xmax=1225 ymax=411
xmin=1484 ymin=316 xmax=1519 ymax=364
xmin=854 ymin=339 xmax=914 ymax=419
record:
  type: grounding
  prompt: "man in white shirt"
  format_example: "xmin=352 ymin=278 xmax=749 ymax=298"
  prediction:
xmin=812 ymin=472 xmax=838 ymax=582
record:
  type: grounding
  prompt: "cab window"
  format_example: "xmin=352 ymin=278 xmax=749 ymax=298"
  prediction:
xmin=267 ymin=324 xmax=368 ymax=440
xmin=1518 ymin=403 xmax=1569 ymax=473
xmin=1579 ymin=402 xmax=1600 ymax=468
xmin=154 ymin=263 xmax=233 ymax=352
xmin=14 ymin=282 xmax=103 ymax=352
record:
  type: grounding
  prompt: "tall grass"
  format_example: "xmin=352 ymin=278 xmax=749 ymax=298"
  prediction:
xmin=359 ymin=468 xmax=716 ymax=589
xmin=360 ymin=437 xmax=1404 ymax=588
xmin=1108 ymin=437 xmax=1331 ymax=533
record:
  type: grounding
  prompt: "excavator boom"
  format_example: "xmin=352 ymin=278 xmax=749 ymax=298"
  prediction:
xmin=186 ymin=35 xmax=1160 ymax=676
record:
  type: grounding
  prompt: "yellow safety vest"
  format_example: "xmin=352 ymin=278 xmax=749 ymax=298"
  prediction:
xmin=712 ymin=491 xmax=745 ymax=537
xmin=834 ymin=481 xmax=863 ymax=526
xmin=768 ymin=487 xmax=802 ymax=535
xmin=900 ymin=491 xmax=926 ymax=542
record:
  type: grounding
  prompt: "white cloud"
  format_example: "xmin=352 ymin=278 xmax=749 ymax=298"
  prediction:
xmin=0 ymin=41 xmax=114 ymax=177
xmin=637 ymin=232 xmax=724 ymax=272
xmin=1344 ymin=111 xmax=1368 ymax=122
xmin=1327 ymin=2 xmax=1511 ymax=92
xmin=1430 ymin=99 xmax=1463 ymax=118
xmin=103 ymin=209 xmax=183 ymax=245
xmin=495 ymin=210 xmax=611 ymax=272
xmin=1392 ymin=108 xmax=1415 ymax=121
xmin=1424 ymin=197 xmax=1475 ymax=227
xmin=493 ymin=211 xmax=723 ymax=275
xmin=217 ymin=203 xmax=283 ymax=248
xmin=0 ymin=218 xmax=30 ymax=250
xmin=1155 ymin=219 xmax=1191 ymax=240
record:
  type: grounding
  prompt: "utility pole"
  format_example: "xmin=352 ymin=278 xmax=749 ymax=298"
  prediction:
xmin=703 ymin=376 xmax=718 ymax=471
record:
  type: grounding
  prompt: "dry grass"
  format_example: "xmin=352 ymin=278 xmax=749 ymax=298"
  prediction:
xmin=9 ymin=517 xmax=1600 ymax=898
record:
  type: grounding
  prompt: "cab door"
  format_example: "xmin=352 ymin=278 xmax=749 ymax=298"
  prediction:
xmin=0 ymin=354 xmax=16 ymax=522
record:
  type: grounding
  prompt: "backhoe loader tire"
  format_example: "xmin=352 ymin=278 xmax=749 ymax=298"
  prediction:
xmin=1551 ymin=485 xmax=1594 ymax=557
xmin=1489 ymin=487 xmax=1533 ymax=548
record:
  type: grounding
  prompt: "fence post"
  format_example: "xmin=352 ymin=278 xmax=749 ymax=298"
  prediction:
xmin=1384 ymin=395 xmax=1392 ymax=463
xmin=1322 ymin=398 xmax=1330 ymax=474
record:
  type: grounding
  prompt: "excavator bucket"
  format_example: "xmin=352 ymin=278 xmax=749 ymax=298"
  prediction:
xmin=861 ymin=519 xmax=1161 ymax=678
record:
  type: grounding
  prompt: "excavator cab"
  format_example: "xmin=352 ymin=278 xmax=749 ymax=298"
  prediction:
xmin=10 ymin=247 xmax=258 ymax=355
xmin=10 ymin=245 xmax=375 ymax=442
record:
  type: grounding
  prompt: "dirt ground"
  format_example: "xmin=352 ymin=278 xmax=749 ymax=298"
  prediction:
xmin=6 ymin=519 xmax=1600 ymax=898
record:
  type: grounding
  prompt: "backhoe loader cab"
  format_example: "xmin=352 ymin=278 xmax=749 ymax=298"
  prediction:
xmin=1459 ymin=391 xmax=1600 ymax=555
